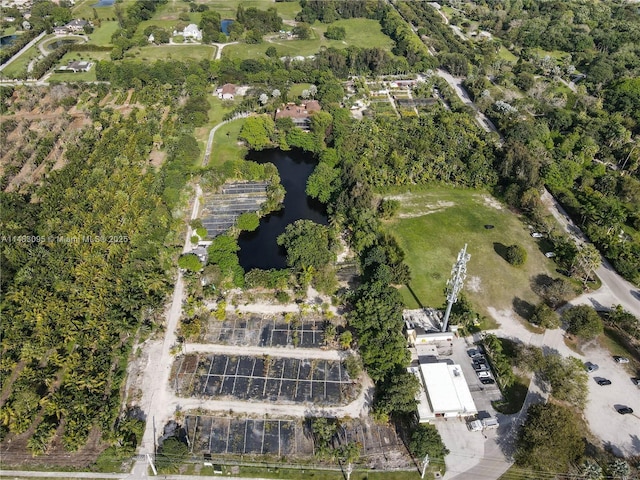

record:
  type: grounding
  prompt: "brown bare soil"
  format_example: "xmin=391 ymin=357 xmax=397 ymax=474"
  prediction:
xmin=1 ymin=425 xmax=108 ymax=469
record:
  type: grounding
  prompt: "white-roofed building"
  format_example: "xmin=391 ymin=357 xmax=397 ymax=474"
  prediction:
xmin=409 ymin=361 xmax=477 ymax=422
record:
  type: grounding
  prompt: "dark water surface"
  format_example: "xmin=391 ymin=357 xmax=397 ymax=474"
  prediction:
xmin=0 ymin=35 xmax=17 ymax=47
xmin=221 ymin=19 xmax=234 ymax=35
xmin=237 ymin=148 xmax=327 ymax=271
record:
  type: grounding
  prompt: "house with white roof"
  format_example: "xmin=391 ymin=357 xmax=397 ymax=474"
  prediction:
xmin=174 ymin=23 xmax=202 ymax=42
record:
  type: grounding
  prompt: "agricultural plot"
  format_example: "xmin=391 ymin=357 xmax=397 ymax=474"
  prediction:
xmin=184 ymin=415 xmax=410 ymax=468
xmin=201 ymin=181 xmax=268 ymax=237
xmin=201 ymin=313 xmax=325 ymax=348
xmin=185 ymin=416 xmax=313 ymax=456
xmin=173 ymin=354 xmax=356 ymax=405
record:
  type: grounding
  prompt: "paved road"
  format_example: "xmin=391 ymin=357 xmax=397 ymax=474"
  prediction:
xmin=436 ymin=68 xmax=504 ymax=142
xmin=541 ymin=189 xmax=640 ymax=317
xmin=202 ymin=113 xmax=249 ymax=166
xmin=0 ymin=31 xmax=46 ymax=72
xmin=1 ymin=469 xmax=345 ymax=480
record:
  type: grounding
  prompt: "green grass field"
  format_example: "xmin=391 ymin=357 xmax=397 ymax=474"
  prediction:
xmin=204 ymin=0 xmax=301 ymax=21
xmin=87 ymin=20 xmax=119 ymax=46
xmin=0 ymin=42 xmax=40 ymax=78
xmin=48 ymin=50 xmax=112 ymax=82
xmin=126 ymin=44 xmax=216 ymax=62
xmin=193 ymin=97 xmax=236 ymax=147
xmin=72 ymin=0 xmax=117 ymax=20
xmin=209 ymin=118 xmax=247 ymax=167
xmin=224 ymin=18 xmax=393 ymax=60
xmin=498 ymin=46 xmax=518 ymax=62
xmin=381 ymin=187 xmax=557 ymax=317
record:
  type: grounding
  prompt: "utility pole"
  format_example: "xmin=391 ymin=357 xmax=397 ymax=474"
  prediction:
xmin=420 ymin=454 xmax=430 ymax=479
xmin=345 ymin=462 xmax=353 ymax=480
xmin=442 ymin=244 xmax=470 ymax=332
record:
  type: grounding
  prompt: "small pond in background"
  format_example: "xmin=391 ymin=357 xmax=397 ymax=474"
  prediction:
xmin=221 ymin=19 xmax=234 ymax=35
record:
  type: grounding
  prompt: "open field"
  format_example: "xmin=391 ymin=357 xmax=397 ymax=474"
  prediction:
xmin=126 ymin=44 xmax=216 ymax=62
xmin=498 ymin=46 xmax=518 ymax=62
xmin=193 ymin=96 xmax=236 ymax=147
xmin=381 ymin=187 xmax=558 ymax=316
xmin=0 ymin=41 xmax=41 ymax=78
xmin=86 ymin=20 xmax=119 ymax=46
xmin=209 ymin=118 xmax=247 ymax=167
xmin=204 ymin=0 xmax=301 ymax=21
xmin=72 ymin=0 xmax=118 ymax=20
xmin=224 ymin=18 xmax=393 ymax=60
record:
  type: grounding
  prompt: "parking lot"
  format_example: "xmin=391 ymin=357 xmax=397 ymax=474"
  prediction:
xmin=174 ymin=354 xmax=356 ymax=405
xmin=581 ymin=343 xmax=640 ymax=456
xmin=426 ymin=337 xmax=513 ymax=480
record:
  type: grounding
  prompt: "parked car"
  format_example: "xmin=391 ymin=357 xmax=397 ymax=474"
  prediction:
xmin=477 ymin=371 xmax=491 ymax=378
xmin=467 ymin=420 xmax=483 ymax=431
xmin=616 ymin=406 xmax=634 ymax=415
xmin=585 ymin=362 xmax=599 ymax=373
xmin=473 ymin=356 xmax=487 ymax=365
xmin=632 ymin=378 xmax=640 ymax=387
xmin=544 ymin=252 xmax=556 ymax=258
xmin=596 ymin=378 xmax=612 ymax=386
xmin=467 ymin=348 xmax=482 ymax=358
xmin=531 ymin=232 xmax=544 ymax=238
xmin=480 ymin=377 xmax=495 ymax=385
xmin=614 ymin=356 xmax=630 ymax=364
xmin=473 ymin=363 xmax=489 ymax=372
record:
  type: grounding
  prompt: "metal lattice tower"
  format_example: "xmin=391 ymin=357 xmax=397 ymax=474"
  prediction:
xmin=441 ymin=244 xmax=471 ymax=332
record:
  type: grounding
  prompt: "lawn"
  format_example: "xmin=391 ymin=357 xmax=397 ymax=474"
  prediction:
xmin=193 ymin=96 xmax=237 ymax=147
xmin=73 ymin=0 xmax=118 ymax=21
xmin=204 ymin=0 xmax=301 ymax=21
xmin=381 ymin=187 xmax=558 ymax=317
xmin=498 ymin=46 xmax=518 ymax=62
xmin=48 ymin=51 xmax=111 ymax=82
xmin=86 ymin=20 xmax=119 ymax=46
xmin=223 ymin=18 xmax=393 ymax=60
xmin=289 ymin=83 xmax=313 ymax=98
xmin=126 ymin=44 xmax=216 ymax=62
xmin=0 ymin=42 xmax=40 ymax=78
xmin=208 ymin=118 xmax=248 ymax=167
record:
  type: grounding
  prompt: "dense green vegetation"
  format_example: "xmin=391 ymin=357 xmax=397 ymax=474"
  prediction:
xmin=0 ymin=108 xmax=174 ymax=453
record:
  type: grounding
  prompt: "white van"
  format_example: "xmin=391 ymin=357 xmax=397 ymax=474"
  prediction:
xmin=482 ymin=417 xmax=499 ymax=429
xmin=467 ymin=420 xmax=483 ymax=432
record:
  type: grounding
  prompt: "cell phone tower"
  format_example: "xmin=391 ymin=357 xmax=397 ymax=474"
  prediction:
xmin=441 ymin=244 xmax=470 ymax=332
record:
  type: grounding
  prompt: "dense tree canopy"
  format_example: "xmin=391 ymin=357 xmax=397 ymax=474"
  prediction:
xmin=515 ymin=403 xmax=586 ymax=474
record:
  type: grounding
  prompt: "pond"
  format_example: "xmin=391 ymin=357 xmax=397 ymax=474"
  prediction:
xmin=92 ymin=0 xmax=114 ymax=6
xmin=0 ymin=35 xmax=17 ymax=48
xmin=220 ymin=19 xmax=234 ymax=35
xmin=45 ymin=39 xmax=81 ymax=51
xmin=237 ymin=148 xmax=328 ymax=271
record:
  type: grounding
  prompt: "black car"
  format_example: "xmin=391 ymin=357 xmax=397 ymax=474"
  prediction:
xmin=473 ymin=356 xmax=487 ymax=364
xmin=480 ymin=377 xmax=495 ymax=385
xmin=473 ymin=363 xmax=489 ymax=371
xmin=617 ymin=406 xmax=634 ymax=415
xmin=596 ymin=379 xmax=612 ymax=386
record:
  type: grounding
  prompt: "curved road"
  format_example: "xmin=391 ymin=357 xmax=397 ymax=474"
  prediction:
xmin=541 ymin=189 xmax=640 ymax=317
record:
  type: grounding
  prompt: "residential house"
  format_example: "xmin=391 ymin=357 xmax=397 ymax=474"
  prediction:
xmin=55 ymin=60 xmax=92 ymax=73
xmin=174 ymin=23 xmax=202 ymax=41
xmin=65 ymin=19 xmax=87 ymax=33
xmin=275 ymin=100 xmax=321 ymax=130
xmin=53 ymin=26 xmax=68 ymax=35
xmin=216 ymin=83 xmax=236 ymax=100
